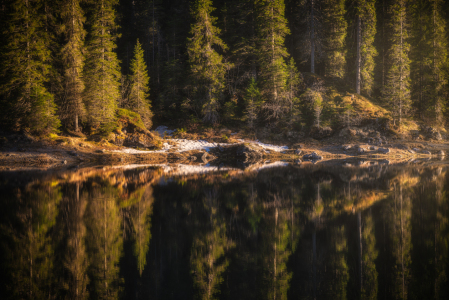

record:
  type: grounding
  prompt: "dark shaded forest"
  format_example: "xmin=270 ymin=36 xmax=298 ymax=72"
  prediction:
xmin=1 ymin=0 xmax=449 ymax=136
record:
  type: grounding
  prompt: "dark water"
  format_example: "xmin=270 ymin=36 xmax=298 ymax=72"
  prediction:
xmin=1 ymin=161 xmax=449 ymax=300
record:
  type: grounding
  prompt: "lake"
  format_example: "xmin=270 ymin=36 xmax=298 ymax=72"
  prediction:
xmin=1 ymin=160 xmax=449 ymax=299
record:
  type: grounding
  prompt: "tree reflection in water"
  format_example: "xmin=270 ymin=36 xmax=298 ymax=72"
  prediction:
xmin=0 ymin=162 xmax=449 ymax=299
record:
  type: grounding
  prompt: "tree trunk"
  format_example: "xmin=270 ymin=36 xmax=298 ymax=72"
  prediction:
xmin=310 ymin=0 xmax=315 ymax=73
xmin=356 ymin=14 xmax=361 ymax=94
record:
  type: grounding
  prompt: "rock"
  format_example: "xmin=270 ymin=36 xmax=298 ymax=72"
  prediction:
xmin=357 ymin=147 xmax=365 ymax=154
xmin=378 ymin=148 xmax=390 ymax=154
xmin=189 ymin=156 xmax=197 ymax=161
xmin=370 ymin=146 xmax=378 ymax=151
xmin=6 ymin=153 xmax=11 ymax=157
xmin=123 ymin=132 xmax=156 ymax=149
xmin=438 ymin=150 xmax=445 ymax=156
xmin=425 ymin=127 xmax=443 ymax=140
xmin=342 ymin=145 xmax=352 ymax=151
xmin=412 ymin=148 xmax=420 ymax=152
xmin=310 ymin=126 xmax=333 ymax=140
xmin=201 ymin=152 xmax=208 ymax=163
xmin=421 ymin=150 xmax=431 ymax=155
xmin=408 ymin=149 xmax=415 ymax=154
xmin=303 ymin=152 xmax=323 ymax=161
xmin=62 ymin=160 xmax=67 ymax=164
xmin=295 ymin=149 xmax=302 ymax=155
xmin=295 ymin=159 xmax=302 ymax=164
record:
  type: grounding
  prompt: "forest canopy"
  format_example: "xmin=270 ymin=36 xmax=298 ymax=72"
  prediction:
xmin=0 ymin=0 xmax=448 ymax=135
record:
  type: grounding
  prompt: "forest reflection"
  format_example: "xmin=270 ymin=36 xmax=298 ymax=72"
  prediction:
xmin=1 ymin=162 xmax=449 ymax=299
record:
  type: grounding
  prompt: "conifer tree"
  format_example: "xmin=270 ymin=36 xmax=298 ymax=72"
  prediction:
xmin=353 ymin=0 xmax=377 ymax=96
xmin=59 ymin=0 xmax=86 ymax=132
xmin=83 ymin=0 xmax=121 ymax=130
xmin=244 ymin=78 xmax=262 ymax=129
xmin=128 ymin=39 xmax=153 ymax=129
xmin=383 ymin=0 xmax=410 ymax=127
xmin=1 ymin=0 xmax=60 ymax=134
xmin=323 ymin=0 xmax=347 ymax=78
xmin=187 ymin=0 xmax=228 ymax=124
xmin=255 ymin=0 xmax=290 ymax=120
xmin=285 ymin=57 xmax=301 ymax=128
xmin=296 ymin=0 xmax=325 ymax=74
xmin=410 ymin=0 xmax=448 ymax=124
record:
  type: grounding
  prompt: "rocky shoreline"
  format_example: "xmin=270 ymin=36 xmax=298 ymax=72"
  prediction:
xmin=1 ymin=132 xmax=449 ymax=171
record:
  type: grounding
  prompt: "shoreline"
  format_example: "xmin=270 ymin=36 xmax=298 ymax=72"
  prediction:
xmin=1 ymin=135 xmax=448 ymax=171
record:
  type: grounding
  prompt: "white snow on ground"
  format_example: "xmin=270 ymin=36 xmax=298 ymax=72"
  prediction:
xmin=110 ymin=125 xmax=289 ymax=154
xmin=154 ymin=125 xmax=176 ymax=137
xmin=173 ymin=139 xmax=227 ymax=152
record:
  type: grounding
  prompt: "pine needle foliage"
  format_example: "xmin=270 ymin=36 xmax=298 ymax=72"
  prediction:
xmin=1 ymin=0 xmax=60 ymax=134
xmin=410 ymin=0 xmax=448 ymax=124
xmin=358 ymin=0 xmax=378 ymax=96
xmin=187 ymin=0 xmax=229 ymax=124
xmin=383 ymin=0 xmax=411 ymax=127
xmin=255 ymin=0 xmax=290 ymax=120
xmin=244 ymin=78 xmax=262 ymax=129
xmin=323 ymin=0 xmax=347 ymax=78
xmin=83 ymin=0 xmax=121 ymax=130
xmin=59 ymin=0 xmax=86 ymax=132
xmin=128 ymin=39 xmax=153 ymax=129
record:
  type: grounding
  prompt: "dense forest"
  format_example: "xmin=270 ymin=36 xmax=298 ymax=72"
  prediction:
xmin=1 ymin=0 xmax=449 ymax=136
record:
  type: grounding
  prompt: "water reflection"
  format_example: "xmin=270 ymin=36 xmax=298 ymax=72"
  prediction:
xmin=1 ymin=162 xmax=449 ymax=299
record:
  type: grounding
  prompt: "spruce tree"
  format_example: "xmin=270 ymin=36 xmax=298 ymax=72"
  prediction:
xmin=285 ymin=57 xmax=301 ymax=128
xmin=187 ymin=0 xmax=228 ymax=124
xmin=1 ymin=0 xmax=60 ymax=134
xmin=83 ymin=0 xmax=121 ymax=130
xmin=410 ymin=0 xmax=447 ymax=124
xmin=59 ymin=0 xmax=86 ymax=132
xmin=323 ymin=0 xmax=347 ymax=78
xmin=353 ymin=0 xmax=377 ymax=96
xmin=293 ymin=0 xmax=324 ymax=74
xmin=128 ymin=39 xmax=153 ymax=129
xmin=244 ymin=78 xmax=262 ymax=129
xmin=383 ymin=0 xmax=410 ymax=127
xmin=255 ymin=0 xmax=290 ymax=120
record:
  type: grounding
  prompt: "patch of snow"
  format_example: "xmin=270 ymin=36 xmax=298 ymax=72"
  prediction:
xmin=154 ymin=125 xmax=176 ymax=137
xmin=173 ymin=139 xmax=228 ymax=152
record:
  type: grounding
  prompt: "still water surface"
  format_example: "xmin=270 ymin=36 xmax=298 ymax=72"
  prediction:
xmin=1 ymin=161 xmax=449 ymax=299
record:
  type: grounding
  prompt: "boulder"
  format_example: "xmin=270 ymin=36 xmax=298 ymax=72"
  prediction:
xmin=357 ymin=147 xmax=365 ymax=154
xmin=342 ymin=145 xmax=352 ymax=151
xmin=303 ymin=152 xmax=323 ymax=161
xmin=378 ymin=148 xmax=390 ymax=154
xmin=421 ymin=150 xmax=431 ymax=155
xmin=438 ymin=150 xmax=445 ymax=156
xmin=370 ymin=146 xmax=378 ymax=151
xmin=295 ymin=149 xmax=302 ymax=155
xmin=123 ymin=132 xmax=156 ymax=149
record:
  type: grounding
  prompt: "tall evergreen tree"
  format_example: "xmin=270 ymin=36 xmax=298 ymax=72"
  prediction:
xmin=83 ymin=0 xmax=121 ymax=129
xmin=353 ymin=0 xmax=377 ymax=96
xmin=187 ymin=0 xmax=228 ymax=124
xmin=59 ymin=0 xmax=86 ymax=132
xmin=255 ymin=0 xmax=290 ymax=120
xmin=127 ymin=39 xmax=153 ymax=129
xmin=383 ymin=0 xmax=410 ymax=126
xmin=1 ymin=0 xmax=60 ymax=134
xmin=293 ymin=0 xmax=324 ymax=74
xmin=410 ymin=0 xmax=448 ymax=124
xmin=323 ymin=0 xmax=347 ymax=78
